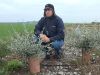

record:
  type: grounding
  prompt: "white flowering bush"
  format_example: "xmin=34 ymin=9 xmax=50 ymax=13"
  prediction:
xmin=8 ymin=31 xmax=45 ymax=59
xmin=64 ymin=25 xmax=100 ymax=60
xmin=65 ymin=26 xmax=100 ymax=51
xmin=75 ymin=28 xmax=94 ymax=51
xmin=75 ymin=27 xmax=100 ymax=51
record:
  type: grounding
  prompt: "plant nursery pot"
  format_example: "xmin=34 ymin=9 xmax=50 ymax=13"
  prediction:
xmin=82 ymin=51 xmax=91 ymax=65
xmin=28 ymin=56 xmax=40 ymax=74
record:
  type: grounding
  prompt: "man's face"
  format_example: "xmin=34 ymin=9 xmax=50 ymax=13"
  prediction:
xmin=44 ymin=7 xmax=53 ymax=17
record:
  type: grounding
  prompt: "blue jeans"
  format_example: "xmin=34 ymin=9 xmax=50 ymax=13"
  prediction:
xmin=41 ymin=40 xmax=64 ymax=56
xmin=34 ymin=35 xmax=64 ymax=57
xmin=51 ymin=40 xmax=64 ymax=56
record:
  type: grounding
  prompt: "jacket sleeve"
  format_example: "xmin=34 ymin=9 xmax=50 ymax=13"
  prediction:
xmin=50 ymin=18 xmax=65 ymax=42
xmin=34 ymin=17 xmax=44 ymax=37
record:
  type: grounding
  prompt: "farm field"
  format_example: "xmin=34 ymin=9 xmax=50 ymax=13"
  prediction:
xmin=0 ymin=22 xmax=100 ymax=39
xmin=0 ymin=22 xmax=35 ymax=39
xmin=0 ymin=22 xmax=100 ymax=75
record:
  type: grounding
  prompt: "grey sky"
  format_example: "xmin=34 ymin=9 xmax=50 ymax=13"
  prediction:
xmin=0 ymin=0 xmax=100 ymax=23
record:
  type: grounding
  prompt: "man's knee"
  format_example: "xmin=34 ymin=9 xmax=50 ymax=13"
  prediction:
xmin=51 ymin=40 xmax=64 ymax=49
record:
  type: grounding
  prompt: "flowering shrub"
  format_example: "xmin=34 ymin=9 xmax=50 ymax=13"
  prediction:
xmin=65 ymin=25 xmax=100 ymax=51
xmin=75 ymin=28 xmax=94 ymax=51
xmin=8 ymin=31 xmax=45 ymax=59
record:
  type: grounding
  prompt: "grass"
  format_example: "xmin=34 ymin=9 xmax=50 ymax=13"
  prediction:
xmin=0 ymin=22 xmax=100 ymax=39
xmin=0 ymin=22 xmax=35 ymax=39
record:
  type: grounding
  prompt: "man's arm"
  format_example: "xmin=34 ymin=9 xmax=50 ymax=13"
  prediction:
xmin=34 ymin=17 xmax=44 ymax=37
xmin=50 ymin=18 xmax=65 ymax=42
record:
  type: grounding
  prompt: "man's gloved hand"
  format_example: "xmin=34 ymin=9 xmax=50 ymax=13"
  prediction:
xmin=40 ymin=34 xmax=50 ymax=42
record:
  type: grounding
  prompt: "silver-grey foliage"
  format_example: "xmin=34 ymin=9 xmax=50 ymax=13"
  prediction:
xmin=8 ymin=28 xmax=45 ymax=59
xmin=64 ymin=25 xmax=100 ymax=60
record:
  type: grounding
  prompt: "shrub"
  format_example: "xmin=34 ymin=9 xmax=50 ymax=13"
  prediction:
xmin=75 ymin=27 xmax=100 ymax=51
xmin=64 ymin=25 xmax=100 ymax=61
xmin=8 ymin=31 xmax=45 ymax=61
xmin=65 ymin=26 xmax=100 ymax=51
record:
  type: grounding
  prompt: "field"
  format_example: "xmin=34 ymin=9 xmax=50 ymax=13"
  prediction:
xmin=0 ymin=22 xmax=100 ymax=75
xmin=0 ymin=22 xmax=35 ymax=39
xmin=0 ymin=22 xmax=100 ymax=39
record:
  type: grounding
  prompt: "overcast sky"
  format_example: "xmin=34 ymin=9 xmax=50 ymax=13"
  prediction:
xmin=0 ymin=0 xmax=100 ymax=23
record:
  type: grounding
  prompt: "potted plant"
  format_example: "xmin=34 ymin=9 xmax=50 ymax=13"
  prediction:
xmin=74 ymin=28 xmax=96 ymax=65
xmin=64 ymin=25 xmax=100 ymax=65
xmin=76 ymin=37 xmax=92 ymax=65
xmin=8 ymin=32 xmax=45 ymax=74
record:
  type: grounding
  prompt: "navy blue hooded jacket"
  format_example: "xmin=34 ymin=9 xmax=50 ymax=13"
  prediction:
xmin=34 ymin=15 xmax=65 ymax=42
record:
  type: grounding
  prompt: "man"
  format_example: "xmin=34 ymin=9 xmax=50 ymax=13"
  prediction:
xmin=34 ymin=4 xmax=65 ymax=59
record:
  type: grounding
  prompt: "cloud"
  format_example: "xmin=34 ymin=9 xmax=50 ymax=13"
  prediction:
xmin=0 ymin=0 xmax=100 ymax=22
